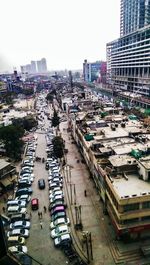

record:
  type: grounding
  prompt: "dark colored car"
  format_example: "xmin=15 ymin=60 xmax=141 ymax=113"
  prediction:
xmin=16 ymin=188 xmax=33 ymax=197
xmin=51 ymin=211 xmax=66 ymax=222
xmin=19 ymin=254 xmax=32 ymax=265
xmin=38 ymin=179 xmax=45 ymax=189
xmin=18 ymin=181 xmax=32 ymax=188
xmin=10 ymin=214 xmax=30 ymax=223
xmin=45 ymin=162 xmax=49 ymax=170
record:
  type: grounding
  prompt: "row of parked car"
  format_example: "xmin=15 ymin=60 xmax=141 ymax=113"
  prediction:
xmin=5 ymin=137 xmax=38 ymax=262
xmin=44 ymin=130 xmax=72 ymax=249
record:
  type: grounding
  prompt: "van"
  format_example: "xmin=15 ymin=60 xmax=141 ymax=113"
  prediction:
xmin=31 ymin=198 xmax=39 ymax=210
xmin=10 ymin=213 xmax=30 ymax=222
xmin=7 ymin=200 xmax=26 ymax=208
xmin=7 ymin=236 xmax=26 ymax=246
xmin=7 ymin=206 xmax=27 ymax=217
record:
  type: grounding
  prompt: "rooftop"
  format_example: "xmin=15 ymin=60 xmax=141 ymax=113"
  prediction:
xmin=109 ymin=155 xmax=137 ymax=167
xmin=112 ymin=173 xmax=150 ymax=198
xmin=0 ymin=159 xmax=10 ymax=171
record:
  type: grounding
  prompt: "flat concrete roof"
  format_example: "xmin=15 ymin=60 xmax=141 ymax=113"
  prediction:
xmin=113 ymin=141 xmax=150 ymax=155
xmin=109 ymin=155 xmax=136 ymax=167
xmin=112 ymin=173 xmax=150 ymax=198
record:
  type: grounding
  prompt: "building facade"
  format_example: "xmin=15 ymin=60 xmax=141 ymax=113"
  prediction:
xmin=120 ymin=0 xmax=150 ymax=36
xmin=37 ymin=58 xmax=47 ymax=73
xmin=107 ymin=0 xmax=150 ymax=97
xmin=83 ymin=60 xmax=106 ymax=83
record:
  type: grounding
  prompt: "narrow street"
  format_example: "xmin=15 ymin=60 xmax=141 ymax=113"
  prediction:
xmin=26 ymin=121 xmax=68 ymax=265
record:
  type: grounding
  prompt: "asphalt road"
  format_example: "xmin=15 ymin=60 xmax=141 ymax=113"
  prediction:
xmin=26 ymin=118 xmax=69 ymax=265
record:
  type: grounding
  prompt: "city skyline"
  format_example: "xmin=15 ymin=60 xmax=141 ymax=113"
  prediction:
xmin=0 ymin=0 xmax=120 ymax=73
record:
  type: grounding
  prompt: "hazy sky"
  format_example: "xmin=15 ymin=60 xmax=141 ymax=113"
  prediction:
xmin=0 ymin=0 xmax=120 ymax=72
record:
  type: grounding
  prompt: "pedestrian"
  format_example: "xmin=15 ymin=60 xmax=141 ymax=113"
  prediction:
xmin=44 ymin=206 xmax=47 ymax=213
xmin=40 ymin=221 xmax=43 ymax=229
xmin=40 ymin=211 xmax=43 ymax=219
xmin=38 ymin=211 xmax=40 ymax=218
xmin=30 ymin=212 xmax=32 ymax=218
xmin=84 ymin=190 xmax=87 ymax=197
xmin=2 ymin=206 xmax=5 ymax=213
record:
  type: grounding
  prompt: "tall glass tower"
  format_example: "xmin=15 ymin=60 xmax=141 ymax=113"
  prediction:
xmin=120 ymin=0 xmax=150 ymax=36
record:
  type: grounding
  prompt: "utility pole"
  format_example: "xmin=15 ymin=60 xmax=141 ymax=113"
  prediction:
xmin=82 ymin=231 xmax=93 ymax=263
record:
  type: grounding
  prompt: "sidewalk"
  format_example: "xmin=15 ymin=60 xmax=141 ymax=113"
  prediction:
xmin=60 ymin=121 xmax=115 ymax=265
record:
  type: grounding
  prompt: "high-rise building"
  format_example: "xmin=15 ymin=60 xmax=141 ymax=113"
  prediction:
xmin=83 ymin=60 xmax=106 ymax=83
xmin=31 ymin=61 xmax=37 ymax=73
xmin=120 ymin=0 xmax=150 ymax=36
xmin=37 ymin=58 xmax=47 ymax=73
xmin=107 ymin=0 xmax=150 ymax=97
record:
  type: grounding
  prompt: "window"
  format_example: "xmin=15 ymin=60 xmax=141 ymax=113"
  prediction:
xmin=142 ymin=201 xmax=150 ymax=209
xmin=124 ymin=203 xmax=139 ymax=212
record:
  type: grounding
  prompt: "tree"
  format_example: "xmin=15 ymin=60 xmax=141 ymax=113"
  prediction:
xmin=52 ymin=136 xmax=65 ymax=159
xmin=51 ymin=110 xmax=60 ymax=128
xmin=0 ymin=125 xmax=24 ymax=160
xmin=46 ymin=93 xmax=54 ymax=102
xmin=12 ymin=116 xmax=38 ymax=131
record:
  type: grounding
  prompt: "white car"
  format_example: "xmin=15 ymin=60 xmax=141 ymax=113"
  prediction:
xmin=48 ymin=177 xmax=63 ymax=183
xmin=49 ymin=191 xmax=64 ymax=199
xmin=10 ymin=220 xmax=31 ymax=230
xmin=7 ymin=228 xmax=29 ymax=238
xmin=49 ymin=187 xmax=62 ymax=195
xmin=50 ymin=195 xmax=64 ymax=204
xmin=54 ymin=233 xmax=72 ymax=247
xmin=19 ymin=176 xmax=34 ymax=183
xmin=21 ymin=166 xmax=33 ymax=173
xmin=49 ymin=182 xmax=62 ymax=190
xmin=8 ymin=245 xmax=28 ymax=254
xmin=50 ymin=225 xmax=69 ymax=239
xmin=15 ymin=194 xmax=31 ymax=203
xmin=21 ymin=173 xmax=34 ymax=179
xmin=50 ymin=218 xmax=70 ymax=230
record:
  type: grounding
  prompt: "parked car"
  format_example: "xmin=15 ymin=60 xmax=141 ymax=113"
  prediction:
xmin=50 ymin=217 xmax=70 ymax=230
xmin=50 ymin=195 xmax=64 ymax=204
xmin=21 ymin=166 xmax=33 ymax=173
xmin=51 ymin=225 xmax=69 ymax=239
xmin=49 ymin=187 xmax=62 ymax=195
xmin=10 ymin=214 xmax=30 ymax=223
xmin=18 ymin=180 xmax=32 ymax=188
xmin=51 ymin=206 xmax=65 ymax=216
xmin=8 ymin=245 xmax=28 ymax=255
xmin=49 ymin=191 xmax=64 ymax=199
xmin=49 ymin=182 xmax=62 ymax=190
xmin=16 ymin=188 xmax=33 ymax=197
xmin=7 ymin=200 xmax=27 ymax=208
xmin=7 ymin=206 xmax=27 ymax=216
xmin=7 ymin=236 xmax=26 ymax=246
xmin=51 ymin=212 xmax=66 ymax=222
xmin=38 ymin=179 xmax=45 ymax=189
xmin=54 ymin=233 xmax=72 ymax=248
xmin=10 ymin=220 xmax=31 ymax=230
xmin=15 ymin=195 xmax=31 ymax=203
xmin=49 ymin=201 xmax=65 ymax=210
xmin=19 ymin=254 xmax=32 ymax=265
xmin=7 ymin=228 xmax=29 ymax=238
xmin=19 ymin=176 xmax=34 ymax=183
